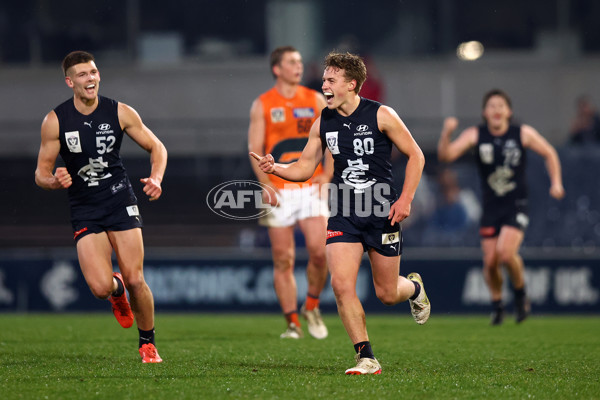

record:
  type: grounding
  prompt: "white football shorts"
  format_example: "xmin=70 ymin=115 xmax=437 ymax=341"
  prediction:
xmin=259 ymin=185 xmax=329 ymax=228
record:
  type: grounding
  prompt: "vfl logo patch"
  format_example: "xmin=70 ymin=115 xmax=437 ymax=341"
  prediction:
xmin=65 ymin=131 xmax=82 ymax=153
xmin=381 ymin=232 xmax=400 ymax=245
xmin=479 ymin=143 xmax=494 ymax=164
xmin=325 ymin=131 xmax=340 ymax=154
xmin=126 ymin=205 xmax=140 ymax=217
xmin=270 ymin=107 xmax=285 ymax=123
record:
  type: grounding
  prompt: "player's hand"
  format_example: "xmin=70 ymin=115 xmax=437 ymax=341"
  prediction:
xmin=442 ymin=117 xmax=459 ymax=136
xmin=550 ymin=183 xmax=565 ymax=200
xmin=388 ymin=198 xmax=411 ymax=225
xmin=54 ymin=167 xmax=72 ymax=189
xmin=140 ymin=177 xmax=162 ymax=201
xmin=249 ymin=152 xmax=276 ymax=174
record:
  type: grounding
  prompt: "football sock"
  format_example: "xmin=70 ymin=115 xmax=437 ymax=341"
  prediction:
xmin=514 ymin=286 xmax=526 ymax=300
xmin=112 ymin=276 xmax=124 ymax=297
xmin=304 ymin=294 xmax=320 ymax=311
xmin=138 ymin=328 xmax=155 ymax=348
xmin=410 ymin=281 xmax=421 ymax=300
xmin=285 ymin=311 xmax=301 ymax=327
xmin=354 ymin=341 xmax=375 ymax=360
xmin=492 ymin=299 xmax=503 ymax=312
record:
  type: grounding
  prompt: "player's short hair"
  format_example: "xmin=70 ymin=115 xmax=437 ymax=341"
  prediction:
xmin=270 ymin=46 xmax=299 ymax=78
xmin=482 ymin=89 xmax=512 ymax=110
xmin=324 ymin=52 xmax=367 ymax=94
xmin=62 ymin=51 xmax=95 ymax=76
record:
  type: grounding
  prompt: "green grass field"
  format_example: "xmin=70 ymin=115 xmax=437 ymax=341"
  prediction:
xmin=1 ymin=313 xmax=599 ymax=399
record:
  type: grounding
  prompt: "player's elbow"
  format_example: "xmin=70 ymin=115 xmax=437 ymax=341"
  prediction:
xmin=412 ymin=148 xmax=425 ymax=171
xmin=437 ymin=150 xmax=453 ymax=163
xmin=34 ymin=169 xmax=48 ymax=190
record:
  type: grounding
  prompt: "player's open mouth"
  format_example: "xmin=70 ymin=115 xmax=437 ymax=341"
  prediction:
xmin=86 ymin=84 xmax=96 ymax=90
xmin=324 ymin=92 xmax=334 ymax=101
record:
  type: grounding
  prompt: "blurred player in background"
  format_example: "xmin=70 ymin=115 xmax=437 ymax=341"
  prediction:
xmin=251 ymin=51 xmax=430 ymax=375
xmin=248 ymin=46 xmax=331 ymax=340
xmin=438 ymin=89 xmax=564 ymax=325
xmin=35 ymin=51 xmax=167 ymax=362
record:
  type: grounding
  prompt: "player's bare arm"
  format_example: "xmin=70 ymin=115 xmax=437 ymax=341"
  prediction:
xmin=378 ymin=106 xmax=425 ymax=225
xmin=521 ymin=124 xmax=565 ymax=199
xmin=247 ymin=98 xmax=279 ymax=206
xmin=310 ymin=93 xmax=333 ymax=185
xmin=35 ymin=111 xmax=72 ymax=190
xmin=438 ymin=117 xmax=478 ymax=162
xmin=250 ymin=117 xmax=325 ymax=182
xmin=118 ymin=102 xmax=167 ymax=201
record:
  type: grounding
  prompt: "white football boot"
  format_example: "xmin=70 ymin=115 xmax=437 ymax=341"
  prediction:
xmin=300 ymin=304 xmax=328 ymax=339
xmin=345 ymin=354 xmax=382 ymax=375
xmin=279 ymin=322 xmax=303 ymax=339
xmin=407 ymin=272 xmax=431 ymax=325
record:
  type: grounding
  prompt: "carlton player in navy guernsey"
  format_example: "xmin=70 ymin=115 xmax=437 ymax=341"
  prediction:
xmin=438 ymin=89 xmax=564 ymax=325
xmin=251 ymin=52 xmax=431 ymax=375
xmin=35 ymin=51 xmax=167 ymax=363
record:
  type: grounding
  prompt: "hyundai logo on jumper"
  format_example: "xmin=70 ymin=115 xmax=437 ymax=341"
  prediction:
xmin=207 ymin=180 xmax=278 ymax=220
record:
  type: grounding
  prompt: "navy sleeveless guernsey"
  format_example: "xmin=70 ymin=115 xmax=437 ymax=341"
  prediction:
xmin=476 ymin=123 xmax=528 ymax=215
xmin=54 ymin=96 xmax=135 ymax=213
xmin=320 ymin=97 xmax=398 ymax=217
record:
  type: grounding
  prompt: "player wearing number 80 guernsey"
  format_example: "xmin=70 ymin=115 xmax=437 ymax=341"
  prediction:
xmin=321 ymin=98 xmax=400 ymax=256
xmin=250 ymin=51 xmax=430 ymax=374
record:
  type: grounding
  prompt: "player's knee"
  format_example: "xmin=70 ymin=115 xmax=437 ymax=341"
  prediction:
xmin=272 ymin=253 xmax=294 ymax=272
xmin=89 ymin=282 xmax=113 ymax=299
xmin=375 ymin=288 xmax=397 ymax=306
xmin=122 ymin=271 xmax=145 ymax=293
xmin=496 ymin=250 xmax=515 ymax=266
xmin=308 ymin=249 xmax=326 ymax=269
xmin=330 ymin=276 xmax=354 ymax=299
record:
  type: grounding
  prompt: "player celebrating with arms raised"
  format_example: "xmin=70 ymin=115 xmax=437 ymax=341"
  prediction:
xmin=35 ymin=51 xmax=167 ymax=362
xmin=251 ymin=51 xmax=430 ymax=375
xmin=438 ymin=89 xmax=564 ymax=325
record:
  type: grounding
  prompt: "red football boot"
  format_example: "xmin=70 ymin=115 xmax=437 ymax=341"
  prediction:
xmin=139 ymin=343 xmax=163 ymax=363
xmin=108 ymin=272 xmax=134 ymax=328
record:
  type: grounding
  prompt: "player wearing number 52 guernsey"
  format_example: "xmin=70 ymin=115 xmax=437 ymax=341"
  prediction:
xmin=35 ymin=51 xmax=167 ymax=363
xmin=438 ymin=89 xmax=564 ymax=326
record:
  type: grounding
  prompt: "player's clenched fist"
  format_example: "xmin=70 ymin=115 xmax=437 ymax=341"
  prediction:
xmin=249 ymin=152 xmax=276 ymax=174
xmin=54 ymin=167 xmax=72 ymax=189
xmin=442 ymin=117 xmax=459 ymax=135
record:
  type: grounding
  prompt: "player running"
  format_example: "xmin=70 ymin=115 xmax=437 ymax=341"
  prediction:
xmin=35 ymin=51 xmax=167 ymax=362
xmin=251 ymin=51 xmax=430 ymax=374
xmin=438 ymin=89 xmax=564 ymax=325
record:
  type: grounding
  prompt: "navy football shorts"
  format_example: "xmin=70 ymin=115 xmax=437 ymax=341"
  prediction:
xmin=479 ymin=205 xmax=529 ymax=238
xmin=326 ymin=213 xmax=403 ymax=257
xmin=70 ymin=184 xmax=143 ymax=242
